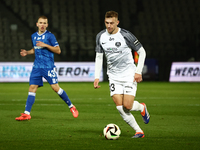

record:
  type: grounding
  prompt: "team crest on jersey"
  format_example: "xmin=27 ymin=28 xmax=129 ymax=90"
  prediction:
xmin=115 ymin=42 xmax=121 ymax=47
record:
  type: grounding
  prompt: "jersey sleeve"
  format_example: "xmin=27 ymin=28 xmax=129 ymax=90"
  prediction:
xmin=95 ymin=30 xmax=106 ymax=53
xmin=49 ymin=33 xmax=59 ymax=47
xmin=120 ymin=29 xmax=142 ymax=51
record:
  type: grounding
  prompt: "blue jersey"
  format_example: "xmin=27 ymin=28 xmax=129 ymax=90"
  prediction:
xmin=31 ymin=30 xmax=59 ymax=68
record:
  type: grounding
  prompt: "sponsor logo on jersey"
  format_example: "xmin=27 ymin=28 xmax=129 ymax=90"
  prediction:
xmin=34 ymin=46 xmax=44 ymax=49
xmin=105 ymin=48 xmax=122 ymax=54
xmin=107 ymin=48 xmax=118 ymax=51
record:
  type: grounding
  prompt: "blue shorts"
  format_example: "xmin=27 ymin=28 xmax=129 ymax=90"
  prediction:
xmin=29 ymin=67 xmax=58 ymax=86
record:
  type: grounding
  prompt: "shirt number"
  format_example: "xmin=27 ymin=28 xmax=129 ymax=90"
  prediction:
xmin=48 ymin=70 xmax=56 ymax=77
xmin=110 ymin=83 xmax=115 ymax=92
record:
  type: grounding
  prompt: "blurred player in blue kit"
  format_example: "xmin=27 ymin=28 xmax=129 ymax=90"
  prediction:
xmin=94 ymin=11 xmax=150 ymax=138
xmin=15 ymin=16 xmax=78 ymax=121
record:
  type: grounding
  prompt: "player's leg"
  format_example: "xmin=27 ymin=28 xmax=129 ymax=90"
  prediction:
xmin=130 ymin=100 xmax=150 ymax=123
xmin=24 ymin=84 xmax=38 ymax=115
xmin=16 ymin=68 xmax=41 ymax=121
xmin=50 ymin=83 xmax=78 ymax=118
xmin=129 ymin=99 xmax=150 ymax=124
xmin=51 ymin=83 xmax=73 ymax=107
xmin=110 ymin=80 xmax=143 ymax=138
xmin=130 ymin=100 xmax=144 ymax=111
xmin=43 ymin=67 xmax=73 ymax=107
xmin=45 ymin=67 xmax=78 ymax=118
xmin=122 ymin=94 xmax=145 ymax=138
xmin=123 ymin=81 xmax=143 ymax=111
xmin=125 ymin=82 xmax=150 ymax=124
xmin=126 ymin=95 xmax=145 ymax=114
xmin=122 ymin=81 xmax=146 ymax=138
xmin=15 ymin=85 xmax=38 ymax=121
xmin=115 ymin=95 xmax=143 ymax=130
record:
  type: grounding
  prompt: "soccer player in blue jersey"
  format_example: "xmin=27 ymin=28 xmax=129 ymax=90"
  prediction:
xmin=15 ymin=16 xmax=78 ymax=121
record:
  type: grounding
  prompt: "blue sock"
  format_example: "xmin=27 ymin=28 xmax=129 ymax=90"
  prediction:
xmin=25 ymin=92 xmax=36 ymax=113
xmin=57 ymin=88 xmax=72 ymax=107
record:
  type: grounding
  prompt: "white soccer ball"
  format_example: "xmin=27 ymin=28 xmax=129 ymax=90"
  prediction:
xmin=103 ymin=123 xmax=121 ymax=140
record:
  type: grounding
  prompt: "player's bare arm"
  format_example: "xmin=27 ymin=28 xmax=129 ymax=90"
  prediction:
xmin=36 ymin=41 xmax=61 ymax=54
xmin=94 ymin=78 xmax=100 ymax=89
xmin=20 ymin=48 xmax=35 ymax=57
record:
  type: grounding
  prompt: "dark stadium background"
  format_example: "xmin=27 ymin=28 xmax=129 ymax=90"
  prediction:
xmin=0 ymin=0 xmax=199 ymax=81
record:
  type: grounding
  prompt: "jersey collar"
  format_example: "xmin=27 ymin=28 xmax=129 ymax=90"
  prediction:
xmin=37 ymin=30 xmax=47 ymax=36
xmin=106 ymin=27 xmax=120 ymax=35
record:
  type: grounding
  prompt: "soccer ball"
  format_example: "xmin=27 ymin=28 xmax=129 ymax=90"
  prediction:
xmin=103 ymin=123 xmax=121 ymax=140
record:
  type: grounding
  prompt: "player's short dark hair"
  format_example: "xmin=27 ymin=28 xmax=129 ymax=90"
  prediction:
xmin=38 ymin=15 xmax=48 ymax=21
xmin=105 ymin=11 xmax=118 ymax=19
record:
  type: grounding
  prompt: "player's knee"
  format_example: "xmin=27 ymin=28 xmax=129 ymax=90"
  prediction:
xmin=29 ymin=85 xmax=38 ymax=93
xmin=123 ymin=104 xmax=132 ymax=110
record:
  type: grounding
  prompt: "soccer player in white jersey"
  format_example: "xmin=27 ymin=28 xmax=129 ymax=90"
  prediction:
xmin=15 ymin=16 xmax=78 ymax=121
xmin=94 ymin=11 xmax=150 ymax=138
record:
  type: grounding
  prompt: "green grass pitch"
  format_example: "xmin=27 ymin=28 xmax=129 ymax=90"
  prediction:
xmin=0 ymin=82 xmax=200 ymax=150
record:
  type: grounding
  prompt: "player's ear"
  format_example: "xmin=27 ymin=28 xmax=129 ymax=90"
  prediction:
xmin=117 ymin=20 xmax=119 ymax=25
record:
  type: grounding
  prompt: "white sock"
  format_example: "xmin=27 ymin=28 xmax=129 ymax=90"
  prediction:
xmin=69 ymin=104 xmax=73 ymax=108
xmin=24 ymin=111 xmax=30 ymax=115
xmin=130 ymin=101 xmax=144 ymax=112
xmin=57 ymin=88 xmax=63 ymax=95
xmin=116 ymin=105 xmax=143 ymax=132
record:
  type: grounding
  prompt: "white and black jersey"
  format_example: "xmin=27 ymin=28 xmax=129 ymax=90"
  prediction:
xmin=95 ymin=28 xmax=142 ymax=82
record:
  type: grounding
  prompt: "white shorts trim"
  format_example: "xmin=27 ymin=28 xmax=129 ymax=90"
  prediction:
xmin=109 ymin=79 xmax=137 ymax=97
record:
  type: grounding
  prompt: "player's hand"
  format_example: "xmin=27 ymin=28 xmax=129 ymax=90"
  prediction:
xmin=134 ymin=73 xmax=143 ymax=83
xmin=94 ymin=79 xmax=100 ymax=89
xmin=36 ymin=41 xmax=47 ymax=47
xmin=20 ymin=49 xmax=27 ymax=57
